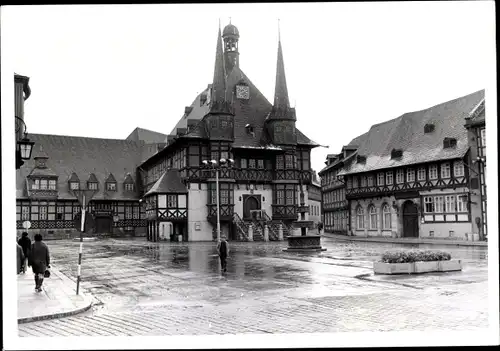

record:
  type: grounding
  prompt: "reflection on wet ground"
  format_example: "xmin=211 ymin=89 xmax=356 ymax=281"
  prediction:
xmin=47 ymin=237 xmax=488 ymax=315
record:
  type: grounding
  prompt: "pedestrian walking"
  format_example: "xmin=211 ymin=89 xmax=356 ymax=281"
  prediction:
xmin=317 ymin=221 xmax=324 ymax=235
xmin=28 ymin=234 xmax=50 ymax=292
xmin=17 ymin=242 xmax=24 ymax=274
xmin=216 ymin=236 xmax=229 ymax=272
xmin=18 ymin=232 xmax=31 ymax=273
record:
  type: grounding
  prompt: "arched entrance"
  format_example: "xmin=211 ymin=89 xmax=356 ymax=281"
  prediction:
xmin=402 ymin=200 xmax=419 ymax=238
xmin=243 ymin=195 xmax=261 ymax=219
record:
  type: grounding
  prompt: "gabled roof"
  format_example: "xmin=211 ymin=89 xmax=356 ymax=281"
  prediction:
xmin=87 ymin=173 xmax=98 ymax=182
xmin=338 ymin=89 xmax=485 ymax=176
xmin=465 ymin=98 xmax=485 ymax=127
xmin=144 ymin=169 xmax=187 ymax=196
xmin=126 ymin=127 xmax=167 ymax=144
xmin=319 ymin=132 xmax=369 ymax=174
xmin=16 ymin=134 xmax=143 ymax=200
xmin=105 ymin=173 xmax=116 ymax=183
xmin=123 ymin=173 xmax=135 ymax=184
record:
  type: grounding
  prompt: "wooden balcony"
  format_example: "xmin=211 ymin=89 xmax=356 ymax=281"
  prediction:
xmin=274 ymin=170 xmax=312 ymax=183
xmin=272 ymin=205 xmax=298 ymax=220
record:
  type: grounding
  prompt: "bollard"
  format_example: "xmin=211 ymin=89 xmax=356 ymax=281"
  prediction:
xmin=264 ymin=225 xmax=269 ymax=242
xmin=248 ymin=224 xmax=254 ymax=241
xmin=278 ymin=224 xmax=284 ymax=241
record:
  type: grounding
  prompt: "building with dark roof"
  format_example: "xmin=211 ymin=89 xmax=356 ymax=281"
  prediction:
xmin=332 ymin=90 xmax=486 ymax=240
xmin=16 ymin=22 xmax=320 ymax=241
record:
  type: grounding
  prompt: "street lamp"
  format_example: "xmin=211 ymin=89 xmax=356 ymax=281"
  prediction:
xmin=15 ymin=116 xmax=35 ymax=169
xmin=202 ymin=157 xmax=234 ymax=241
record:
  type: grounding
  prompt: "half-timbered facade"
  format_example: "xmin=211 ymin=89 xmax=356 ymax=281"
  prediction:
xmin=464 ymin=98 xmax=487 ymax=240
xmin=336 ymin=90 xmax=485 ymax=240
xmin=318 ymin=133 xmax=367 ymax=235
xmin=15 ymin=133 xmax=165 ymax=239
xmin=138 ymin=23 xmax=319 ymax=241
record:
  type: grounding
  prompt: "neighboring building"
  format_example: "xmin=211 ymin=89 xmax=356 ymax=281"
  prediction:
xmin=15 ymin=22 xmax=320 ymax=242
xmin=318 ymin=133 xmax=367 ymax=234
xmin=336 ymin=90 xmax=485 ymax=240
xmin=308 ymin=171 xmax=322 ymax=227
xmin=139 ymin=23 xmax=319 ymax=241
xmin=464 ymin=98 xmax=486 ymax=240
xmin=16 ymin=133 xmax=151 ymax=239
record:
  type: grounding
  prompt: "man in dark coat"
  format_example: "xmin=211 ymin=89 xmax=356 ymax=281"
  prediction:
xmin=17 ymin=242 xmax=24 ymax=274
xmin=28 ymin=234 xmax=50 ymax=292
xmin=18 ymin=232 xmax=31 ymax=273
xmin=216 ymin=236 xmax=229 ymax=272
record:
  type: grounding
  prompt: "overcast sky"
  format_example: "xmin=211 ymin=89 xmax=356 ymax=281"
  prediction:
xmin=2 ymin=2 xmax=496 ymax=174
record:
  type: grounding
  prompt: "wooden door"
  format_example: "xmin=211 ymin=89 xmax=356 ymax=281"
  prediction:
xmin=243 ymin=195 xmax=261 ymax=219
xmin=402 ymin=201 xmax=419 ymax=238
xmin=95 ymin=216 xmax=112 ymax=234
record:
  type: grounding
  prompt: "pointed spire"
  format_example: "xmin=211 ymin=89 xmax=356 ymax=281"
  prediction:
xmin=273 ymin=21 xmax=290 ymax=111
xmin=210 ymin=22 xmax=230 ymax=114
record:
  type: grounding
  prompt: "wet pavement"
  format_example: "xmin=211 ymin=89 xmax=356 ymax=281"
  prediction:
xmin=18 ymin=237 xmax=489 ymax=336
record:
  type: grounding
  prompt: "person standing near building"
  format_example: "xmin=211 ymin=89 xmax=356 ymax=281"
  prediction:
xmin=216 ymin=236 xmax=229 ymax=273
xmin=18 ymin=232 xmax=31 ymax=273
xmin=28 ymin=234 xmax=50 ymax=292
xmin=17 ymin=242 xmax=24 ymax=274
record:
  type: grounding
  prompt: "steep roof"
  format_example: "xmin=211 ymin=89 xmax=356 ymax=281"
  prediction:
xmin=144 ymin=169 xmax=187 ymax=196
xmin=319 ymin=132 xmax=369 ymax=174
xmin=16 ymin=134 xmax=144 ymax=200
xmin=338 ymin=89 xmax=484 ymax=176
xmin=126 ymin=127 xmax=167 ymax=144
xmin=465 ymin=98 xmax=485 ymax=127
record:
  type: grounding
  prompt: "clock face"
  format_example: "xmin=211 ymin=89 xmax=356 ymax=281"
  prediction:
xmin=236 ymin=85 xmax=250 ymax=100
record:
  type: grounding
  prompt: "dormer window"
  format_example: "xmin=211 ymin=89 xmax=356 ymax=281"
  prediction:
xmin=124 ymin=173 xmax=135 ymax=192
xmin=106 ymin=182 xmax=117 ymax=191
xmin=88 ymin=182 xmax=98 ymax=190
xmin=70 ymin=182 xmax=80 ymax=190
xmin=357 ymin=155 xmax=366 ymax=164
xmin=424 ymin=123 xmax=435 ymax=133
xmin=391 ymin=149 xmax=403 ymax=159
xmin=125 ymin=183 xmax=134 ymax=191
xmin=443 ymin=137 xmax=457 ymax=148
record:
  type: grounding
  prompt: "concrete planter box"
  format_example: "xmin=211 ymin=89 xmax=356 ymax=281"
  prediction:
xmin=374 ymin=260 xmax=462 ymax=275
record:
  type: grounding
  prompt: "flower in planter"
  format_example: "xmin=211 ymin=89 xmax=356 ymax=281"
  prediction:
xmin=380 ymin=249 xmax=452 ymax=263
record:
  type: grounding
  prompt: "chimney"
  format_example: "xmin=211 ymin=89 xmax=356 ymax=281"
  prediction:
xmin=184 ymin=106 xmax=193 ymax=116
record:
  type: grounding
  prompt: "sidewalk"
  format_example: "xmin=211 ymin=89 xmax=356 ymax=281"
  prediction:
xmin=17 ymin=266 xmax=93 ymax=324
xmin=321 ymin=232 xmax=488 ymax=247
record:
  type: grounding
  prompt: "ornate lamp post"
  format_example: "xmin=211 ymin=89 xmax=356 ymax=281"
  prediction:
xmin=202 ymin=158 xmax=234 ymax=241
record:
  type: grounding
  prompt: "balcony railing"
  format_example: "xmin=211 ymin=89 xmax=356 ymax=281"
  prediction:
xmin=179 ymin=167 xmax=311 ymax=183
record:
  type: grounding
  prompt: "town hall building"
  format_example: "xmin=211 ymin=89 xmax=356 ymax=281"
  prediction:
xmin=15 ymin=22 xmax=319 ymax=242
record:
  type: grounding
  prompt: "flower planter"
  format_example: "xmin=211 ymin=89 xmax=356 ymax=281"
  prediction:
xmin=374 ymin=260 xmax=462 ymax=275
xmin=438 ymin=259 xmax=462 ymax=272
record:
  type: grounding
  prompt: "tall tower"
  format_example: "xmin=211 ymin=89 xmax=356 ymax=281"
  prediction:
xmin=222 ymin=22 xmax=240 ymax=74
xmin=266 ymin=27 xmax=297 ymax=145
xmin=204 ymin=23 xmax=234 ymax=141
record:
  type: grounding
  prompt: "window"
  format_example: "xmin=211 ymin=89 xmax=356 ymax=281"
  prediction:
xmin=22 ymin=206 xmax=29 ymax=220
xmin=106 ymin=182 xmax=117 ymax=191
xmin=377 ymin=172 xmax=384 ymax=186
xmin=248 ymin=159 xmax=256 ymax=169
xmin=241 ymin=158 xmax=247 ymax=169
xmin=480 ymin=128 xmax=486 ymax=147
xmin=429 ymin=165 xmax=438 ymax=180
xmin=125 ymin=183 xmax=134 ymax=191
xmin=386 ymin=172 xmax=393 ymax=185
xmin=347 ymin=177 xmax=352 ymax=189
xmin=70 ymin=182 xmax=80 ymax=190
xmin=88 ymin=182 xmax=98 ymax=190
xmin=382 ymin=204 xmax=391 ymax=229
xmin=257 ymin=159 xmax=264 ymax=169
xmin=445 ymin=195 xmax=456 ymax=213
xmin=407 ymin=169 xmax=415 ymax=182
xmin=276 ymin=155 xmax=284 ymax=170
xmin=353 ymin=177 xmax=358 ymax=188
xmin=276 ymin=189 xmax=284 ymax=205
xmin=40 ymin=179 xmax=48 ymax=190
xmin=39 ymin=205 xmax=48 ymax=220
xmin=285 ymin=188 xmax=294 ymax=205
xmin=454 ymin=161 xmax=464 ymax=177
xmin=285 ymin=155 xmax=294 ymax=169
xmin=417 ymin=167 xmax=426 ymax=181
xmin=369 ymin=205 xmax=378 ymax=230
xmin=167 ymin=195 xmax=177 ymax=208
xmin=457 ymin=195 xmax=468 ymax=212
xmin=125 ymin=205 xmax=133 ymax=219
xmin=424 ymin=196 xmax=434 ymax=213
xmin=361 ymin=176 xmax=367 ymax=187
xmin=434 ymin=196 xmax=444 ymax=213
xmin=367 ymin=175 xmax=373 ymax=187
xmin=32 ymin=179 xmax=40 ymax=190
xmin=356 ymin=206 xmax=365 ymax=229
xmin=441 ymin=163 xmax=451 ymax=179
xmin=396 ymin=169 xmax=404 ymax=184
